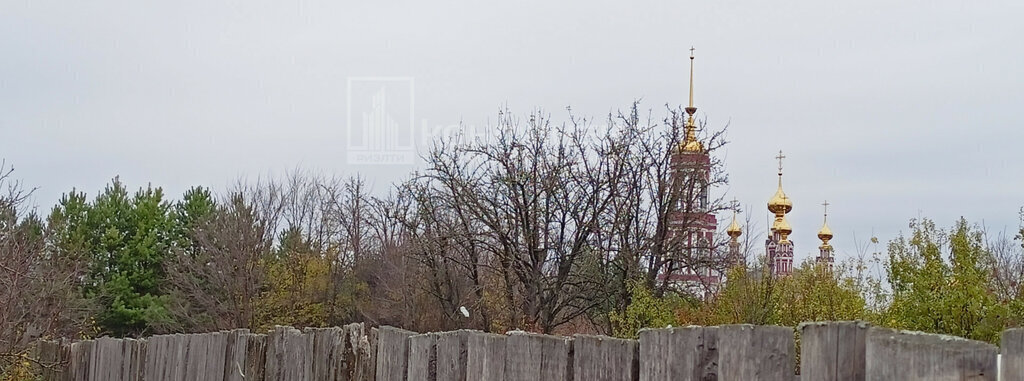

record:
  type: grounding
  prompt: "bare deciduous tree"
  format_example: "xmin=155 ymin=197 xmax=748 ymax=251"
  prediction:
xmin=395 ymin=104 xmax=732 ymax=333
xmin=164 ymin=181 xmax=283 ymax=331
xmin=984 ymin=228 xmax=1024 ymax=304
xmin=0 ymin=163 xmax=92 ymax=368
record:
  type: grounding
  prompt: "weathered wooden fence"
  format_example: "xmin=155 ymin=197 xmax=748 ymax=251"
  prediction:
xmin=33 ymin=321 xmax=1024 ymax=380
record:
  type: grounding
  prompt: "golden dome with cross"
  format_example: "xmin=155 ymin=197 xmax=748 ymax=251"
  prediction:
xmin=818 ymin=200 xmax=834 ymax=245
xmin=767 ymin=150 xmax=792 ymax=216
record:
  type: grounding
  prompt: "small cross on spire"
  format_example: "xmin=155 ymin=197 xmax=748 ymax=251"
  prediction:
xmin=822 ymin=200 xmax=830 ymax=222
xmin=775 ymin=150 xmax=786 ymax=175
xmin=689 ymin=46 xmax=695 ymax=59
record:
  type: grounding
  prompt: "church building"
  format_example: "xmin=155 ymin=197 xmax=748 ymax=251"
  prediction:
xmin=664 ymin=50 xmax=837 ymax=291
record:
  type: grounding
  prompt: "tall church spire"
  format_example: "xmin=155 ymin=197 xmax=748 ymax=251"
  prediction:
xmin=682 ymin=47 xmax=703 ymax=152
xmin=688 ymin=47 xmax=696 ymax=110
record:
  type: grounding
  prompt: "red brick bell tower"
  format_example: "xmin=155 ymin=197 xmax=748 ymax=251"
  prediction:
xmin=662 ymin=48 xmax=721 ymax=293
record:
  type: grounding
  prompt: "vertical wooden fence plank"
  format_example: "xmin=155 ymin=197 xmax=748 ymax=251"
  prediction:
xmin=342 ymin=323 xmax=360 ymax=381
xmin=799 ymin=321 xmax=868 ymax=381
xmin=637 ymin=328 xmax=666 ymax=381
xmin=137 ymin=338 xmax=149 ymax=381
xmin=171 ymin=334 xmax=189 ymax=381
xmin=329 ymin=327 xmax=347 ymax=381
xmin=148 ymin=334 xmax=165 ymax=381
xmin=90 ymin=337 xmax=125 ymax=381
xmin=144 ymin=334 xmax=191 ymax=381
xmin=86 ymin=338 xmax=101 ymax=381
xmin=35 ymin=340 xmax=52 ymax=381
xmin=265 ymin=326 xmax=313 ymax=381
xmin=572 ymin=335 xmax=638 ymax=381
xmin=208 ymin=332 xmax=229 ymax=381
xmin=718 ymin=325 xmax=794 ymax=381
xmin=37 ymin=340 xmax=71 ymax=381
xmin=36 ymin=340 xmax=54 ymax=381
xmin=60 ymin=340 xmax=73 ymax=381
xmin=366 ymin=326 xmax=378 ymax=381
xmin=407 ymin=333 xmax=438 ymax=381
xmin=142 ymin=335 xmax=162 ymax=381
xmin=120 ymin=339 xmax=133 ymax=381
xmin=465 ymin=332 xmax=505 ymax=381
xmin=1002 ymin=329 xmax=1024 ymax=381
xmin=70 ymin=341 xmax=93 ymax=381
xmin=267 ymin=327 xmax=291 ymax=381
xmin=435 ymin=330 xmax=473 ymax=381
xmin=222 ymin=329 xmax=250 ymax=381
xmin=375 ymin=326 xmax=415 ymax=381
xmin=293 ymin=328 xmax=314 ymax=380
xmin=504 ymin=331 xmax=572 ymax=381
xmin=866 ymin=327 xmax=996 ymax=381
xmin=244 ymin=334 xmax=267 ymax=381
xmin=264 ymin=330 xmax=281 ymax=381
xmin=122 ymin=338 xmax=147 ymax=381
xmin=58 ymin=339 xmax=73 ymax=381
xmin=160 ymin=334 xmax=173 ymax=381
xmin=304 ymin=327 xmax=344 ymax=381
xmin=344 ymin=323 xmax=377 ymax=381
xmin=182 ymin=334 xmax=197 ymax=381
xmin=309 ymin=328 xmax=331 ymax=381
xmin=184 ymin=333 xmax=208 ymax=381
xmin=638 ymin=326 xmax=717 ymax=381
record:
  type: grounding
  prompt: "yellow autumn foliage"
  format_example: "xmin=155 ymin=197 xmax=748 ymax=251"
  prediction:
xmin=255 ymin=252 xmax=332 ymax=330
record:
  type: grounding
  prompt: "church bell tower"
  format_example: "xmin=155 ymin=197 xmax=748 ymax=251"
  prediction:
xmin=766 ymin=151 xmax=794 ymax=277
xmin=665 ymin=48 xmax=720 ymax=289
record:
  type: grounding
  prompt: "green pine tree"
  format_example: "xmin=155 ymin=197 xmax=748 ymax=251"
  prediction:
xmin=49 ymin=178 xmax=179 ymax=336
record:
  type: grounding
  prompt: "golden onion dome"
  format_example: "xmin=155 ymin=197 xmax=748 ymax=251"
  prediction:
xmin=817 ymin=222 xmax=833 ymax=243
xmin=726 ymin=215 xmax=742 ymax=238
xmin=767 ymin=184 xmax=792 ymax=216
xmin=776 ymin=216 xmax=793 ymax=244
xmin=818 ymin=201 xmax=833 ymax=244
xmin=772 ymin=215 xmax=792 ymax=236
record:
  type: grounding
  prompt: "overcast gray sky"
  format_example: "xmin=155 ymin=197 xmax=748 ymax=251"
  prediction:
xmin=2 ymin=0 xmax=1022 ymax=264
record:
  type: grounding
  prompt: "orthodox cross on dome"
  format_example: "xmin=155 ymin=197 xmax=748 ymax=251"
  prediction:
xmin=822 ymin=200 xmax=830 ymax=218
xmin=775 ymin=150 xmax=786 ymax=176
